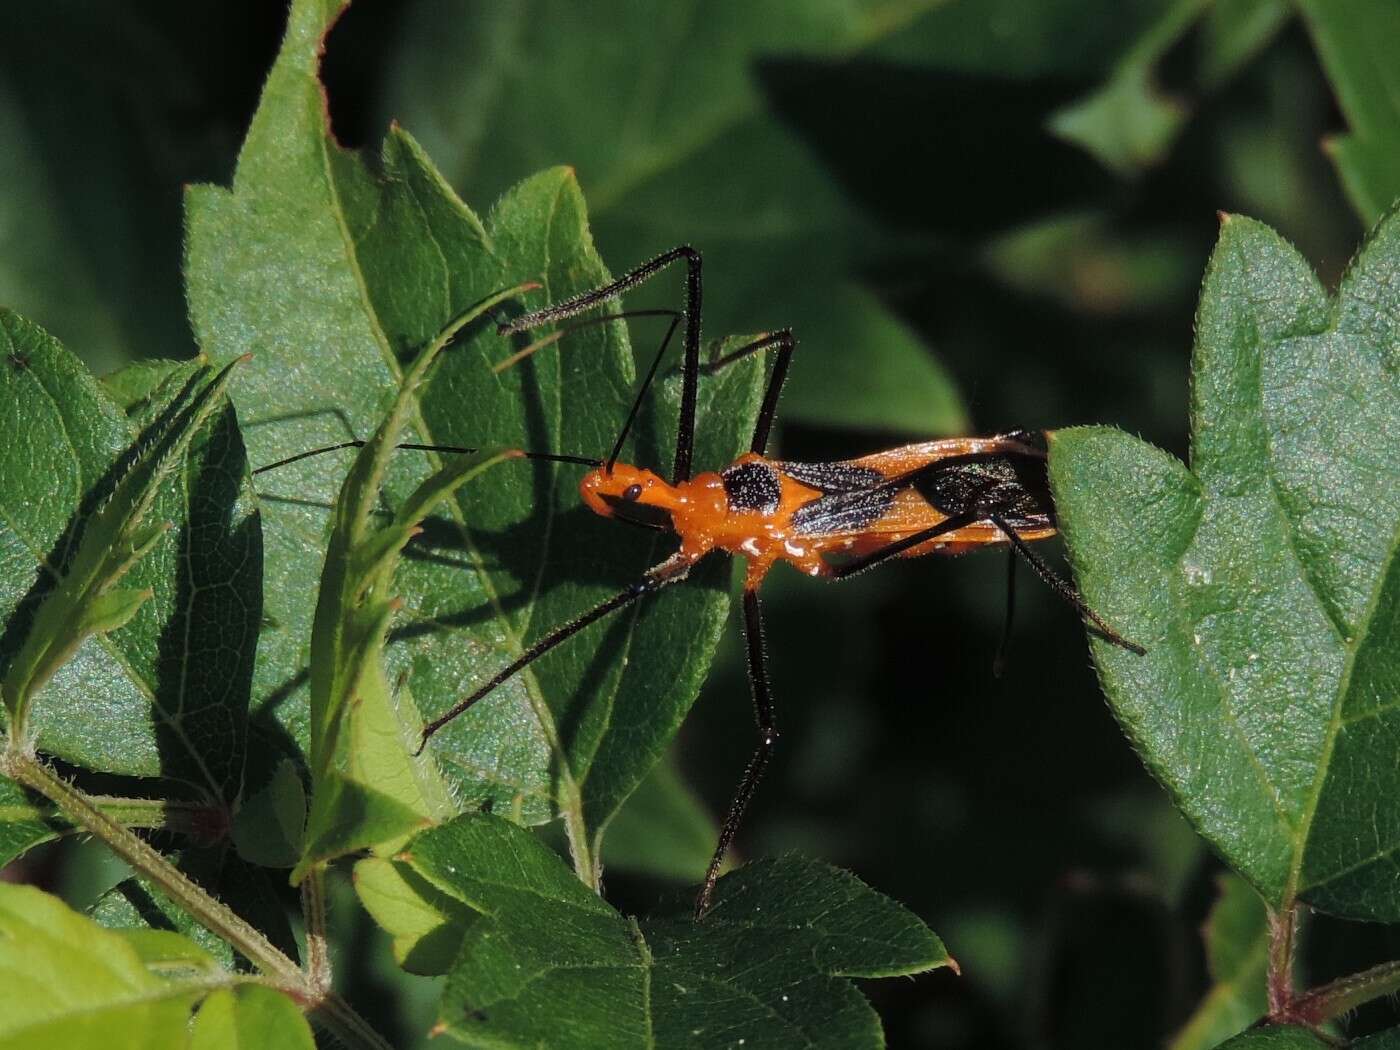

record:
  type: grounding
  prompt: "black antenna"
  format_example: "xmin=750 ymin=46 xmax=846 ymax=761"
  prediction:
xmin=252 ymin=441 xmax=600 ymax=476
xmin=607 ymin=312 xmax=680 ymax=473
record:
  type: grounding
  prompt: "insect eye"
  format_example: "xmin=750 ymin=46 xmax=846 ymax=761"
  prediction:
xmin=622 ymin=483 xmax=643 ymax=502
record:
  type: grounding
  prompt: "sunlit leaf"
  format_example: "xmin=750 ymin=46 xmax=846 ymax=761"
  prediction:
xmin=0 ymin=883 xmax=206 ymax=1048
xmin=1051 ymin=210 xmax=1400 ymax=919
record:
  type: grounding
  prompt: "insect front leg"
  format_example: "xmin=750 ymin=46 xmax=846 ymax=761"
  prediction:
xmin=416 ymin=551 xmax=695 ymax=752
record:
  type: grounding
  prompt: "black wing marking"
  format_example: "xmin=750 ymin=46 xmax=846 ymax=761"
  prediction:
xmin=790 ymin=486 xmax=900 ymax=535
xmin=779 ymin=461 xmax=895 ymax=535
xmin=722 ymin=461 xmax=783 ymax=514
xmin=776 ymin=460 xmax=884 ymax=494
xmin=907 ymin=450 xmax=1054 ymax=530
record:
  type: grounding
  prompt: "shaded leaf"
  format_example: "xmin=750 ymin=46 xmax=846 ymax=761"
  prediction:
xmin=1213 ymin=1026 xmax=1329 ymax=1050
xmin=380 ymin=0 xmax=966 ymax=438
xmin=232 ymin=759 xmax=305 ymax=869
xmin=403 ymin=813 xmax=952 ymax=1049
xmin=600 ymin=756 xmax=717 ymax=881
xmin=1049 ymin=210 xmax=1400 ymax=919
xmin=1298 ymin=0 xmax=1400 ymax=224
xmin=0 ymin=775 xmax=62 ymax=867
xmin=1169 ymin=875 xmax=1269 ymax=1050
xmin=0 ymin=313 xmax=257 ymax=802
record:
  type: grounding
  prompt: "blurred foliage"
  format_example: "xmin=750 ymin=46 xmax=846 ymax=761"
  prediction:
xmin=1 ymin=1 xmax=1397 ymax=1047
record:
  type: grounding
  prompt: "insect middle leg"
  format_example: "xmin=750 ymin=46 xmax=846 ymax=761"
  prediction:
xmin=696 ymin=587 xmax=775 ymax=919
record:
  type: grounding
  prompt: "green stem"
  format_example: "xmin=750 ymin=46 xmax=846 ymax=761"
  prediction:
xmin=87 ymin=795 xmax=224 ymax=837
xmin=1 ymin=750 xmax=393 ymax=1050
xmin=3 ymin=750 xmax=301 ymax=983
xmin=558 ymin=777 xmax=598 ymax=891
xmin=1292 ymin=959 xmax=1400 ymax=1025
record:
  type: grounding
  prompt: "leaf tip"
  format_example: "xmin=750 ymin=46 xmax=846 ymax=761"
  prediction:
xmin=1217 ymin=210 xmax=1234 ymax=226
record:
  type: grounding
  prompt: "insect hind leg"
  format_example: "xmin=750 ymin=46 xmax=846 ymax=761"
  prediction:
xmin=988 ymin=513 xmax=1145 ymax=655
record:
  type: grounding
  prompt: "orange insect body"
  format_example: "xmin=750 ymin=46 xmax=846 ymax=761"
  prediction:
xmin=580 ymin=434 xmax=1059 ymax=590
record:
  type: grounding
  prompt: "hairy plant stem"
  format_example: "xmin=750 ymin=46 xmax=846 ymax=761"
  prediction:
xmin=1267 ymin=903 xmax=1298 ymax=1018
xmin=1292 ymin=959 xmax=1400 ymax=1025
xmin=0 ymin=748 xmax=392 ymax=1050
xmin=302 ymin=865 xmax=332 ymax=995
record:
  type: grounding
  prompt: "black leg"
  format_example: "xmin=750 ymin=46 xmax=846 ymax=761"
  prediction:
xmin=494 ymin=308 xmax=681 ymax=375
xmin=831 ymin=512 xmax=981 ymax=580
xmin=696 ymin=588 xmax=775 ymax=919
xmin=497 ymin=246 xmax=704 ymax=484
xmin=988 ymin=513 xmax=1145 ymax=655
xmin=992 ymin=547 xmax=1016 ymax=678
xmin=699 ymin=329 xmax=795 ymax=457
xmin=415 ymin=552 xmax=694 ymax=752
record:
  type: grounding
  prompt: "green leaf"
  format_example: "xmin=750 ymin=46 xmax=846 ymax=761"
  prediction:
xmin=114 ymin=928 xmax=223 ymax=978
xmin=0 ymin=775 xmax=62 ymax=866
xmin=101 ymin=359 xmax=192 ymax=416
xmin=1213 ymin=1027 xmax=1330 ymax=1050
xmin=232 ymin=759 xmax=305 ymax=869
xmin=1168 ymin=875 xmax=1269 ymax=1050
xmin=379 ymin=0 xmax=966 ymax=438
xmin=187 ymin=0 xmax=764 ymax=860
xmin=1298 ymin=0 xmax=1400 ymax=225
xmin=0 ymin=314 xmax=257 ymax=801
xmin=0 ymin=882 xmax=206 ymax=1048
xmin=777 ymin=285 xmax=968 ymax=435
xmin=1357 ymin=1029 xmax=1400 ymax=1050
xmin=600 ymin=757 xmax=717 ymax=881
xmin=402 ymin=813 xmax=952 ymax=1049
xmin=1049 ymin=210 xmax=1400 ymax=919
xmin=353 ymin=855 xmax=476 ymax=976
xmin=297 ymin=297 xmax=522 ymax=873
xmin=189 ymin=986 xmax=315 ymax=1050
xmin=1047 ymin=0 xmax=1288 ymax=175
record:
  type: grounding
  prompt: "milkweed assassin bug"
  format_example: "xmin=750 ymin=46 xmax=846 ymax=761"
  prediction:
xmin=259 ymin=245 xmax=1144 ymax=918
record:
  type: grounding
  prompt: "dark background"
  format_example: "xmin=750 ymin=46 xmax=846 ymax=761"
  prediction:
xmin=1 ymin=2 xmax=1393 ymax=1047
